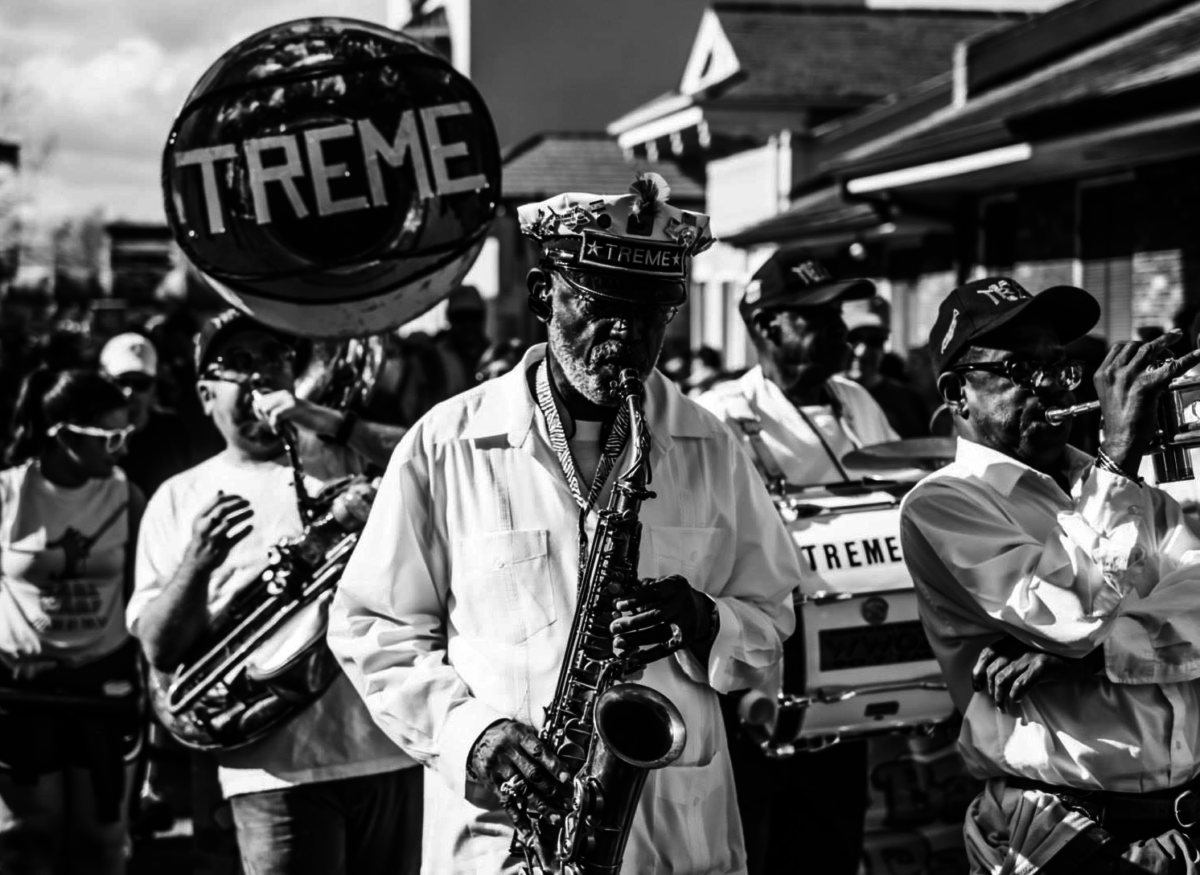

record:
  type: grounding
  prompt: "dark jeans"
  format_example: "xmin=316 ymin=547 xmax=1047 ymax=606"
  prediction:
xmin=229 ymin=767 xmax=422 ymax=875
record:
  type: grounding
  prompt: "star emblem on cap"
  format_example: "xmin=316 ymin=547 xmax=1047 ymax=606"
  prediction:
xmin=586 ymin=241 xmax=600 ymax=256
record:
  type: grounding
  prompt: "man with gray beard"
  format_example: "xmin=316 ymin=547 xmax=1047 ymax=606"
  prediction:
xmin=328 ymin=175 xmax=801 ymax=874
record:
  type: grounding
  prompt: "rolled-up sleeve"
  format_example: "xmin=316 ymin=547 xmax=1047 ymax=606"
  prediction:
xmin=901 ymin=466 xmax=1157 ymax=658
xmin=675 ymin=434 xmax=798 ymax=693
xmin=327 ymin=431 xmax=504 ymax=799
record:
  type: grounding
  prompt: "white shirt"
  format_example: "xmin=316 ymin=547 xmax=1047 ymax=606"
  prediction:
xmin=130 ymin=453 xmax=412 ymax=798
xmin=697 ymin=366 xmax=901 ymax=485
xmin=327 ymin=344 xmax=800 ymax=875
xmin=900 ymin=437 xmax=1200 ymax=792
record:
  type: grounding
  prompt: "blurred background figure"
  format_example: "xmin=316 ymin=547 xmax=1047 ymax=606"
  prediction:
xmin=843 ymin=298 xmax=930 ymax=438
xmin=435 ymin=285 xmax=490 ymax=395
xmin=100 ymin=334 xmax=195 ymax=501
xmin=474 ymin=338 xmax=525 ymax=383
xmin=686 ymin=345 xmax=728 ymax=397
xmin=98 ymin=332 xmax=195 ymax=840
xmin=0 ymin=367 xmax=144 ymax=875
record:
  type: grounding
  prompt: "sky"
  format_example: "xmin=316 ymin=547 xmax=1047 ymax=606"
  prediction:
xmin=0 ymin=0 xmax=390 ymax=225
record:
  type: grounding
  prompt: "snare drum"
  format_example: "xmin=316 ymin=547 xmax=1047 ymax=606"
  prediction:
xmin=758 ymin=483 xmax=955 ymax=755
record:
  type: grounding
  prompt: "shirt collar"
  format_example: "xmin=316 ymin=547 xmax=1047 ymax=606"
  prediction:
xmin=458 ymin=343 xmax=716 ymax=450
xmin=952 ymin=436 xmax=1094 ymax=497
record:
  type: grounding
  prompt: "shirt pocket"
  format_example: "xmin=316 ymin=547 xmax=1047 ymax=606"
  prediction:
xmin=632 ymin=750 xmax=738 ymax=874
xmin=646 ymin=526 xmax=725 ymax=587
xmin=453 ymin=529 xmax=554 ymax=645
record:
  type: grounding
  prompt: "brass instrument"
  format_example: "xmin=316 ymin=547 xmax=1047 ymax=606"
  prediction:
xmin=1046 ymin=373 xmax=1200 ymax=482
xmin=511 ymin=368 xmax=687 ymax=875
xmin=149 ymin=344 xmax=383 ymax=751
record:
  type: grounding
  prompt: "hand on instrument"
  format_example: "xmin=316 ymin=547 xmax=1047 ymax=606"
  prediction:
xmin=1095 ymin=328 xmax=1200 ymax=474
xmin=468 ymin=719 xmax=571 ymax=863
xmin=972 ymin=637 xmax=1103 ymax=713
xmin=251 ymin=389 xmax=340 ymax=438
xmin=610 ymin=574 xmax=714 ymax=664
xmin=184 ymin=492 xmax=253 ymax=572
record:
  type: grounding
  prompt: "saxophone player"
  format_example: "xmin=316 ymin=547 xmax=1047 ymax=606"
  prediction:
xmin=328 ymin=175 xmax=801 ymax=874
xmin=127 ymin=312 xmax=421 ymax=875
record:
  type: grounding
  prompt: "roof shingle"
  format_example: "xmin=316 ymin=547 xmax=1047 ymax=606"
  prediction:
xmin=713 ymin=5 xmax=1021 ymax=103
xmin=828 ymin=1 xmax=1200 ymax=175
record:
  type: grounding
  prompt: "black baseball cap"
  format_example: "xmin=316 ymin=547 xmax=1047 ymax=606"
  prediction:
xmin=929 ymin=277 xmax=1101 ymax=374
xmin=738 ymin=252 xmax=874 ymax=321
xmin=194 ymin=310 xmax=296 ymax=374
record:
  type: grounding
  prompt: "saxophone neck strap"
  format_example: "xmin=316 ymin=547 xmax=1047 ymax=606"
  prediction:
xmin=534 ymin=359 xmax=629 ymax=515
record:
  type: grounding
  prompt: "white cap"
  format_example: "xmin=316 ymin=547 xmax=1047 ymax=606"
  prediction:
xmin=100 ymin=333 xmax=158 ymax=378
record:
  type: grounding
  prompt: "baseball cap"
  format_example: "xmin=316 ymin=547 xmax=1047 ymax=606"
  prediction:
xmin=929 ymin=276 xmax=1101 ymax=374
xmin=194 ymin=310 xmax=296 ymax=374
xmin=518 ymin=172 xmax=714 ymax=306
xmin=100 ymin=333 xmax=158 ymax=378
xmin=738 ymin=252 xmax=874 ymax=321
xmin=844 ymin=297 xmax=891 ymax=335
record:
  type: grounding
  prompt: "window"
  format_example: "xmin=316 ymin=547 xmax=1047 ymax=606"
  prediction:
xmin=1078 ymin=181 xmax=1134 ymax=343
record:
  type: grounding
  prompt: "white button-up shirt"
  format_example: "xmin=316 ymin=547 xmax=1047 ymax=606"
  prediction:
xmin=900 ymin=437 xmax=1200 ymax=792
xmin=327 ymin=345 xmax=799 ymax=875
xmin=697 ymin=366 xmax=900 ymax=485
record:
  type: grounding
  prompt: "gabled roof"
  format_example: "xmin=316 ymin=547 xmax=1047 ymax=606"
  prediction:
xmin=828 ymin=0 xmax=1200 ymax=179
xmin=501 ymin=132 xmax=704 ymax=203
xmin=710 ymin=4 xmax=1020 ymax=104
xmin=608 ymin=3 xmax=1025 ymax=148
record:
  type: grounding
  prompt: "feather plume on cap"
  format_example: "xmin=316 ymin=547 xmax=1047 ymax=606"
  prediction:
xmin=629 ymin=171 xmax=671 ymax=218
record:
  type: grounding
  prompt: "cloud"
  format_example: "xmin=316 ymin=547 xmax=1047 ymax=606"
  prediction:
xmin=0 ymin=0 xmax=390 ymax=221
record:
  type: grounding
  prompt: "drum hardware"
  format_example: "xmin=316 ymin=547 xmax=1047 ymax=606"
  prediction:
xmin=1046 ymin=375 xmax=1200 ymax=482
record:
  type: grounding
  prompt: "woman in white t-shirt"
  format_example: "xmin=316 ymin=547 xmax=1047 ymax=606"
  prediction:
xmin=0 ymin=367 xmax=145 ymax=875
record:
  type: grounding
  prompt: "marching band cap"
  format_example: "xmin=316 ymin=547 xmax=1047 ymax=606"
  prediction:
xmin=194 ymin=310 xmax=296 ymax=374
xmin=100 ymin=333 xmax=158 ymax=378
xmin=929 ymin=276 xmax=1101 ymax=374
xmin=738 ymin=252 xmax=874 ymax=321
xmin=517 ymin=172 xmax=714 ymax=307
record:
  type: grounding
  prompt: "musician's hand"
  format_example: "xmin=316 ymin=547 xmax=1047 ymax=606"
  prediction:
xmin=610 ymin=575 xmax=714 ymax=663
xmin=468 ymin=720 xmax=571 ymax=853
xmin=331 ymin=479 xmax=376 ymax=526
xmin=184 ymin=492 xmax=253 ymax=572
xmin=252 ymin=389 xmax=340 ymax=438
xmin=1095 ymin=328 xmax=1200 ymax=474
xmin=972 ymin=637 xmax=1103 ymax=713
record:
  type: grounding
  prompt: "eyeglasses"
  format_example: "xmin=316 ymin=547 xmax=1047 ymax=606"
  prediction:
xmin=49 ymin=423 xmax=135 ymax=454
xmin=554 ymin=271 xmax=679 ymax=327
xmin=113 ymin=373 xmax=154 ymax=393
xmin=953 ymin=358 xmax=1084 ymax=392
xmin=203 ymin=343 xmax=295 ymax=380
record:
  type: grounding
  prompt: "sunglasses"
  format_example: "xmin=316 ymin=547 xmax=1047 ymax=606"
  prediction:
xmin=203 ymin=343 xmax=295 ymax=380
xmin=49 ymin=423 xmax=135 ymax=454
xmin=952 ymin=358 xmax=1084 ymax=392
xmin=554 ymin=271 xmax=679 ymax=327
xmin=113 ymin=373 xmax=154 ymax=393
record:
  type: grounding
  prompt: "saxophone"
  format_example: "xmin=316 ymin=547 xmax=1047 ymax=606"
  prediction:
xmin=512 ymin=368 xmax=688 ymax=875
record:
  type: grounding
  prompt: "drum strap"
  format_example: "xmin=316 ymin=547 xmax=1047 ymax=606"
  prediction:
xmin=729 ymin=412 xmax=789 ymax=495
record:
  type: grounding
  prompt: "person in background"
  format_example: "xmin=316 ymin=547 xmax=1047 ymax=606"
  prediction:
xmin=128 ymin=311 xmax=420 ymax=875
xmin=685 ymin=345 xmax=727 ymax=397
xmin=843 ymin=299 xmax=930 ymax=438
xmin=0 ymin=368 xmax=144 ymax=875
xmin=697 ymin=253 xmax=903 ymax=875
xmin=100 ymin=333 xmax=195 ymax=501
xmin=434 ymin=285 xmax=491 ymax=395
xmin=99 ymin=332 xmax=198 ymax=837
xmin=474 ymin=338 xmax=525 ymax=383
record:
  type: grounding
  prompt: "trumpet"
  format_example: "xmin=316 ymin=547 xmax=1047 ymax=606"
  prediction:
xmin=1045 ymin=374 xmax=1200 ymax=482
